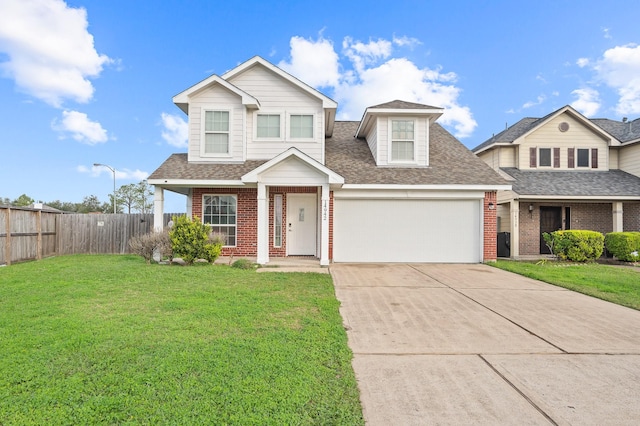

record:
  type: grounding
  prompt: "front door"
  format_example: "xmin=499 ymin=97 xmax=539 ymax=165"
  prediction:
xmin=287 ymin=194 xmax=317 ymax=255
xmin=540 ymin=206 xmax=562 ymax=254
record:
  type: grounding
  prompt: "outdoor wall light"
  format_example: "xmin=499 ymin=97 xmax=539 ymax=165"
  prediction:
xmin=528 ymin=204 xmax=534 ymax=212
xmin=488 ymin=202 xmax=495 ymax=210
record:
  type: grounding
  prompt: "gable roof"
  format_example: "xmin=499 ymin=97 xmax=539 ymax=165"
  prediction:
xmin=355 ymin=100 xmax=444 ymax=139
xmin=241 ymin=147 xmax=344 ymax=184
xmin=173 ymin=75 xmax=260 ymax=114
xmin=591 ymin=117 xmax=640 ymax=145
xmin=222 ymin=56 xmax=337 ymax=109
xmin=149 ymin=121 xmax=509 ymax=190
xmin=328 ymin=121 xmax=508 ymax=187
xmin=501 ymin=167 xmax=640 ymax=198
xmin=472 ymin=105 xmax=621 ymax=154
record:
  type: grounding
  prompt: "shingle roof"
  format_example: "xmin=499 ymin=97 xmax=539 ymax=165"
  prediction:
xmin=325 ymin=121 xmax=508 ymax=185
xmin=591 ymin=118 xmax=640 ymax=143
xmin=149 ymin=156 xmax=267 ymax=181
xmin=149 ymin=122 xmax=508 ymax=187
xmin=368 ymin=100 xmax=442 ymax=110
xmin=472 ymin=118 xmax=539 ymax=152
xmin=501 ymin=167 xmax=640 ymax=197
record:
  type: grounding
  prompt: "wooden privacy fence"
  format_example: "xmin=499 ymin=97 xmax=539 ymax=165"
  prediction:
xmin=0 ymin=206 xmax=181 ymax=265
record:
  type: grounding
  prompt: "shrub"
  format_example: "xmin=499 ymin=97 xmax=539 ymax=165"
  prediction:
xmin=169 ymin=215 xmax=222 ymax=265
xmin=605 ymin=232 xmax=640 ymax=262
xmin=129 ymin=230 xmax=172 ymax=264
xmin=543 ymin=230 xmax=604 ymax=262
xmin=232 ymin=258 xmax=257 ymax=270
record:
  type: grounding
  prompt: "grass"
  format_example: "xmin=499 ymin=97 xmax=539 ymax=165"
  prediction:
xmin=492 ymin=260 xmax=640 ymax=310
xmin=0 ymin=255 xmax=363 ymax=425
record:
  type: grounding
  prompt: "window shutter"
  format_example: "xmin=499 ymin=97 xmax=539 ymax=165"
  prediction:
xmin=591 ymin=148 xmax=598 ymax=168
xmin=530 ymin=147 xmax=537 ymax=168
xmin=553 ymin=148 xmax=560 ymax=168
xmin=568 ymin=148 xmax=575 ymax=168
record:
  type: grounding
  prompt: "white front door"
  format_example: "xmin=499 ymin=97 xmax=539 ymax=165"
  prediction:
xmin=287 ymin=194 xmax=317 ymax=255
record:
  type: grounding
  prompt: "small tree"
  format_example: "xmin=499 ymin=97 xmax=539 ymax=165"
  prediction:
xmin=129 ymin=230 xmax=173 ymax=264
xmin=169 ymin=215 xmax=222 ymax=265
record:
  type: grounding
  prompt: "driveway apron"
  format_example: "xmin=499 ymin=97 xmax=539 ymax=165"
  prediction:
xmin=331 ymin=263 xmax=640 ymax=425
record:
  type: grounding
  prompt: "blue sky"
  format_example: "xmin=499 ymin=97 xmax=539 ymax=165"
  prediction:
xmin=1 ymin=0 xmax=640 ymax=212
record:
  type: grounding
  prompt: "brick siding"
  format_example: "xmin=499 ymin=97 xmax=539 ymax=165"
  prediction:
xmin=483 ymin=192 xmax=497 ymax=261
xmin=623 ymin=202 xmax=640 ymax=231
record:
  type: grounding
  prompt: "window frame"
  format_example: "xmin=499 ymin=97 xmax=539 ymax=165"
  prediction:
xmin=273 ymin=194 xmax=283 ymax=248
xmin=576 ymin=148 xmax=590 ymax=168
xmin=538 ymin=147 xmax=552 ymax=167
xmin=201 ymin=108 xmax=232 ymax=157
xmin=388 ymin=118 xmax=417 ymax=164
xmin=254 ymin=111 xmax=284 ymax=141
xmin=286 ymin=113 xmax=315 ymax=141
xmin=201 ymin=194 xmax=237 ymax=247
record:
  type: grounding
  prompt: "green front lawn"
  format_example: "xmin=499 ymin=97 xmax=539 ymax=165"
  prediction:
xmin=0 ymin=255 xmax=363 ymax=425
xmin=493 ymin=260 xmax=640 ymax=310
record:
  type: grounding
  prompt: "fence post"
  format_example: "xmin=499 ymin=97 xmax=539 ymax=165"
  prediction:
xmin=4 ymin=208 xmax=11 ymax=265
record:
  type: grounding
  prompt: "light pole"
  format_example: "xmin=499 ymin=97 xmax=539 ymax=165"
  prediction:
xmin=93 ymin=163 xmax=116 ymax=214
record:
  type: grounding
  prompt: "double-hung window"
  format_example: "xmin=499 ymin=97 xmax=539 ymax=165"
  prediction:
xmin=202 ymin=195 xmax=237 ymax=246
xmin=576 ymin=148 xmax=590 ymax=167
xmin=391 ymin=119 xmax=415 ymax=162
xmin=289 ymin=114 xmax=314 ymax=139
xmin=538 ymin=148 xmax=552 ymax=167
xmin=257 ymin=114 xmax=281 ymax=138
xmin=203 ymin=110 xmax=230 ymax=155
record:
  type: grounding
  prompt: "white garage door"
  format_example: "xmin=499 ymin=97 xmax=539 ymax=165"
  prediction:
xmin=333 ymin=199 xmax=481 ymax=263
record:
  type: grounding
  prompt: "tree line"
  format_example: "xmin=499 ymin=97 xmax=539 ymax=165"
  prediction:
xmin=1 ymin=181 xmax=154 ymax=214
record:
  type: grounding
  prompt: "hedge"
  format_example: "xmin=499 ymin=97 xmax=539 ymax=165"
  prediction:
xmin=543 ymin=230 xmax=604 ymax=262
xmin=604 ymin=232 xmax=640 ymax=262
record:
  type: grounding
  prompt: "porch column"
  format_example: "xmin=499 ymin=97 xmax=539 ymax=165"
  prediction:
xmin=256 ymin=183 xmax=269 ymax=265
xmin=510 ymin=200 xmax=520 ymax=258
xmin=320 ymin=183 xmax=330 ymax=266
xmin=153 ymin=186 xmax=164 ymax=231
xmin=613 ymin=201 xmax=624 ymax=232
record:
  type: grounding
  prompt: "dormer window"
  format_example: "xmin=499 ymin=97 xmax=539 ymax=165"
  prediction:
xmin=203 ymin=110 xmax=230 ymax=155
xmin=390 ymin=119 xmax=415 ymax=162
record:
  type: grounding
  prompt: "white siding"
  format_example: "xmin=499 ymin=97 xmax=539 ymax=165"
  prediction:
xmin=187 ymin=85 xmax=244 ymax=163
xmin=478 ymin=147 xmax=518 ymax=170
xmin=364 ymin=120 xmax=378 ymax=163
xmin=620 ymin=143 xmax=640 ymax=178
xmin=228 ymin=65 xmax=325 ymax=162
xmin=518 ymin=112 xmax=609 ymax=170
xmin=257 ymin=157 xmax=327 ymax=185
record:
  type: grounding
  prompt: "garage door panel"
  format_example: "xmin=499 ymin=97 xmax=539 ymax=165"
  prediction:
xmin=334 ymin=199 xmax=480 ymax=263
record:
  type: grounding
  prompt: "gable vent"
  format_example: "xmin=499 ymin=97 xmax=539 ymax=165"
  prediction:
xmin=558 ymin=122 xmax=570 ymax=132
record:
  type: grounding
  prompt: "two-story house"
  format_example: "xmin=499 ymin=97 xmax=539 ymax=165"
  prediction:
xmin=473 ymin=105 xmax=640 ymax=257
xmin=149 ymin=56 xmax=509 ymax=265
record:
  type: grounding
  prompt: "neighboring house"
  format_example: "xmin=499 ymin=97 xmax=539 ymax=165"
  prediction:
xmin=148 ymin=56 xmax=509 ymax=265
xmin=472 ymin=105 xmax=640 ymax=257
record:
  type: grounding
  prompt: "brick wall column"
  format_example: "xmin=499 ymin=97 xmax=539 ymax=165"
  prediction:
xmin=483 ymin=192 xmax=498 ymax=262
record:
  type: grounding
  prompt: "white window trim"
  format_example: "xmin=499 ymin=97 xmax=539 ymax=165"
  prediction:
xmin=576 ymin=148 xmax=591 ymax=168
xmin=286 ymin=112 xmax=316 ymax=142
xmin=273 ymin=194 xmax=283 ymax=248
xmin=538 ymin=147 xmax=553 ymax=168
xmin=253 ymin=111 xmax=284 ymax=142
xmin=202 ymin=194 xmax=237 ymax=247
xmin=200 ymin=107 xmax=233 ymax=158
xmin=388 ymin=117 xmax=418 ymax=164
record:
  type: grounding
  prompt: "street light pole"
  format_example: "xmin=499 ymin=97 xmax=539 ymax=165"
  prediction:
xmin=93 ymin=163 xmax=116 ymax=214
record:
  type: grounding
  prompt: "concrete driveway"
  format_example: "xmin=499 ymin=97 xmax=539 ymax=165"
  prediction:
xmin=331 ymin=263 xmax=640 ymax=425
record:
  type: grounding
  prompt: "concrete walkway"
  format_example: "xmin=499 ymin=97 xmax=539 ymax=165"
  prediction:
xmin=330 ymin=263 xmax=640 ymax=425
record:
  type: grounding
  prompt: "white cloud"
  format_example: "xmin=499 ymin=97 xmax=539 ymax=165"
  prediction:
xmin=79 ymin=165 xmax=148 ymax=181
xmin=592 ymin=43 xmax=640 ymax=115
xmin=52 ymin=110 xmax=108 ymax=144
xmin=576 ymin=57 xmax=590 ymax=68
xmin=392 ymin=35 xmax=422 ymax=48
xmin=280 ymin=35 xmax=477 ymax=139
xmin=160 ymin=112 xmax=188 ymax=147
xmin=571 ymin=88 xmax=601 ymax=117
xmin=0 ymin=0 xmax=111 ymax=107
xmin=602 ymin=27 xmax=612 ymax=40
xmin=278 ymin=35 xmax=340 ymax=88
xmin=522 ymin=95 xmax=546 ymax=109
